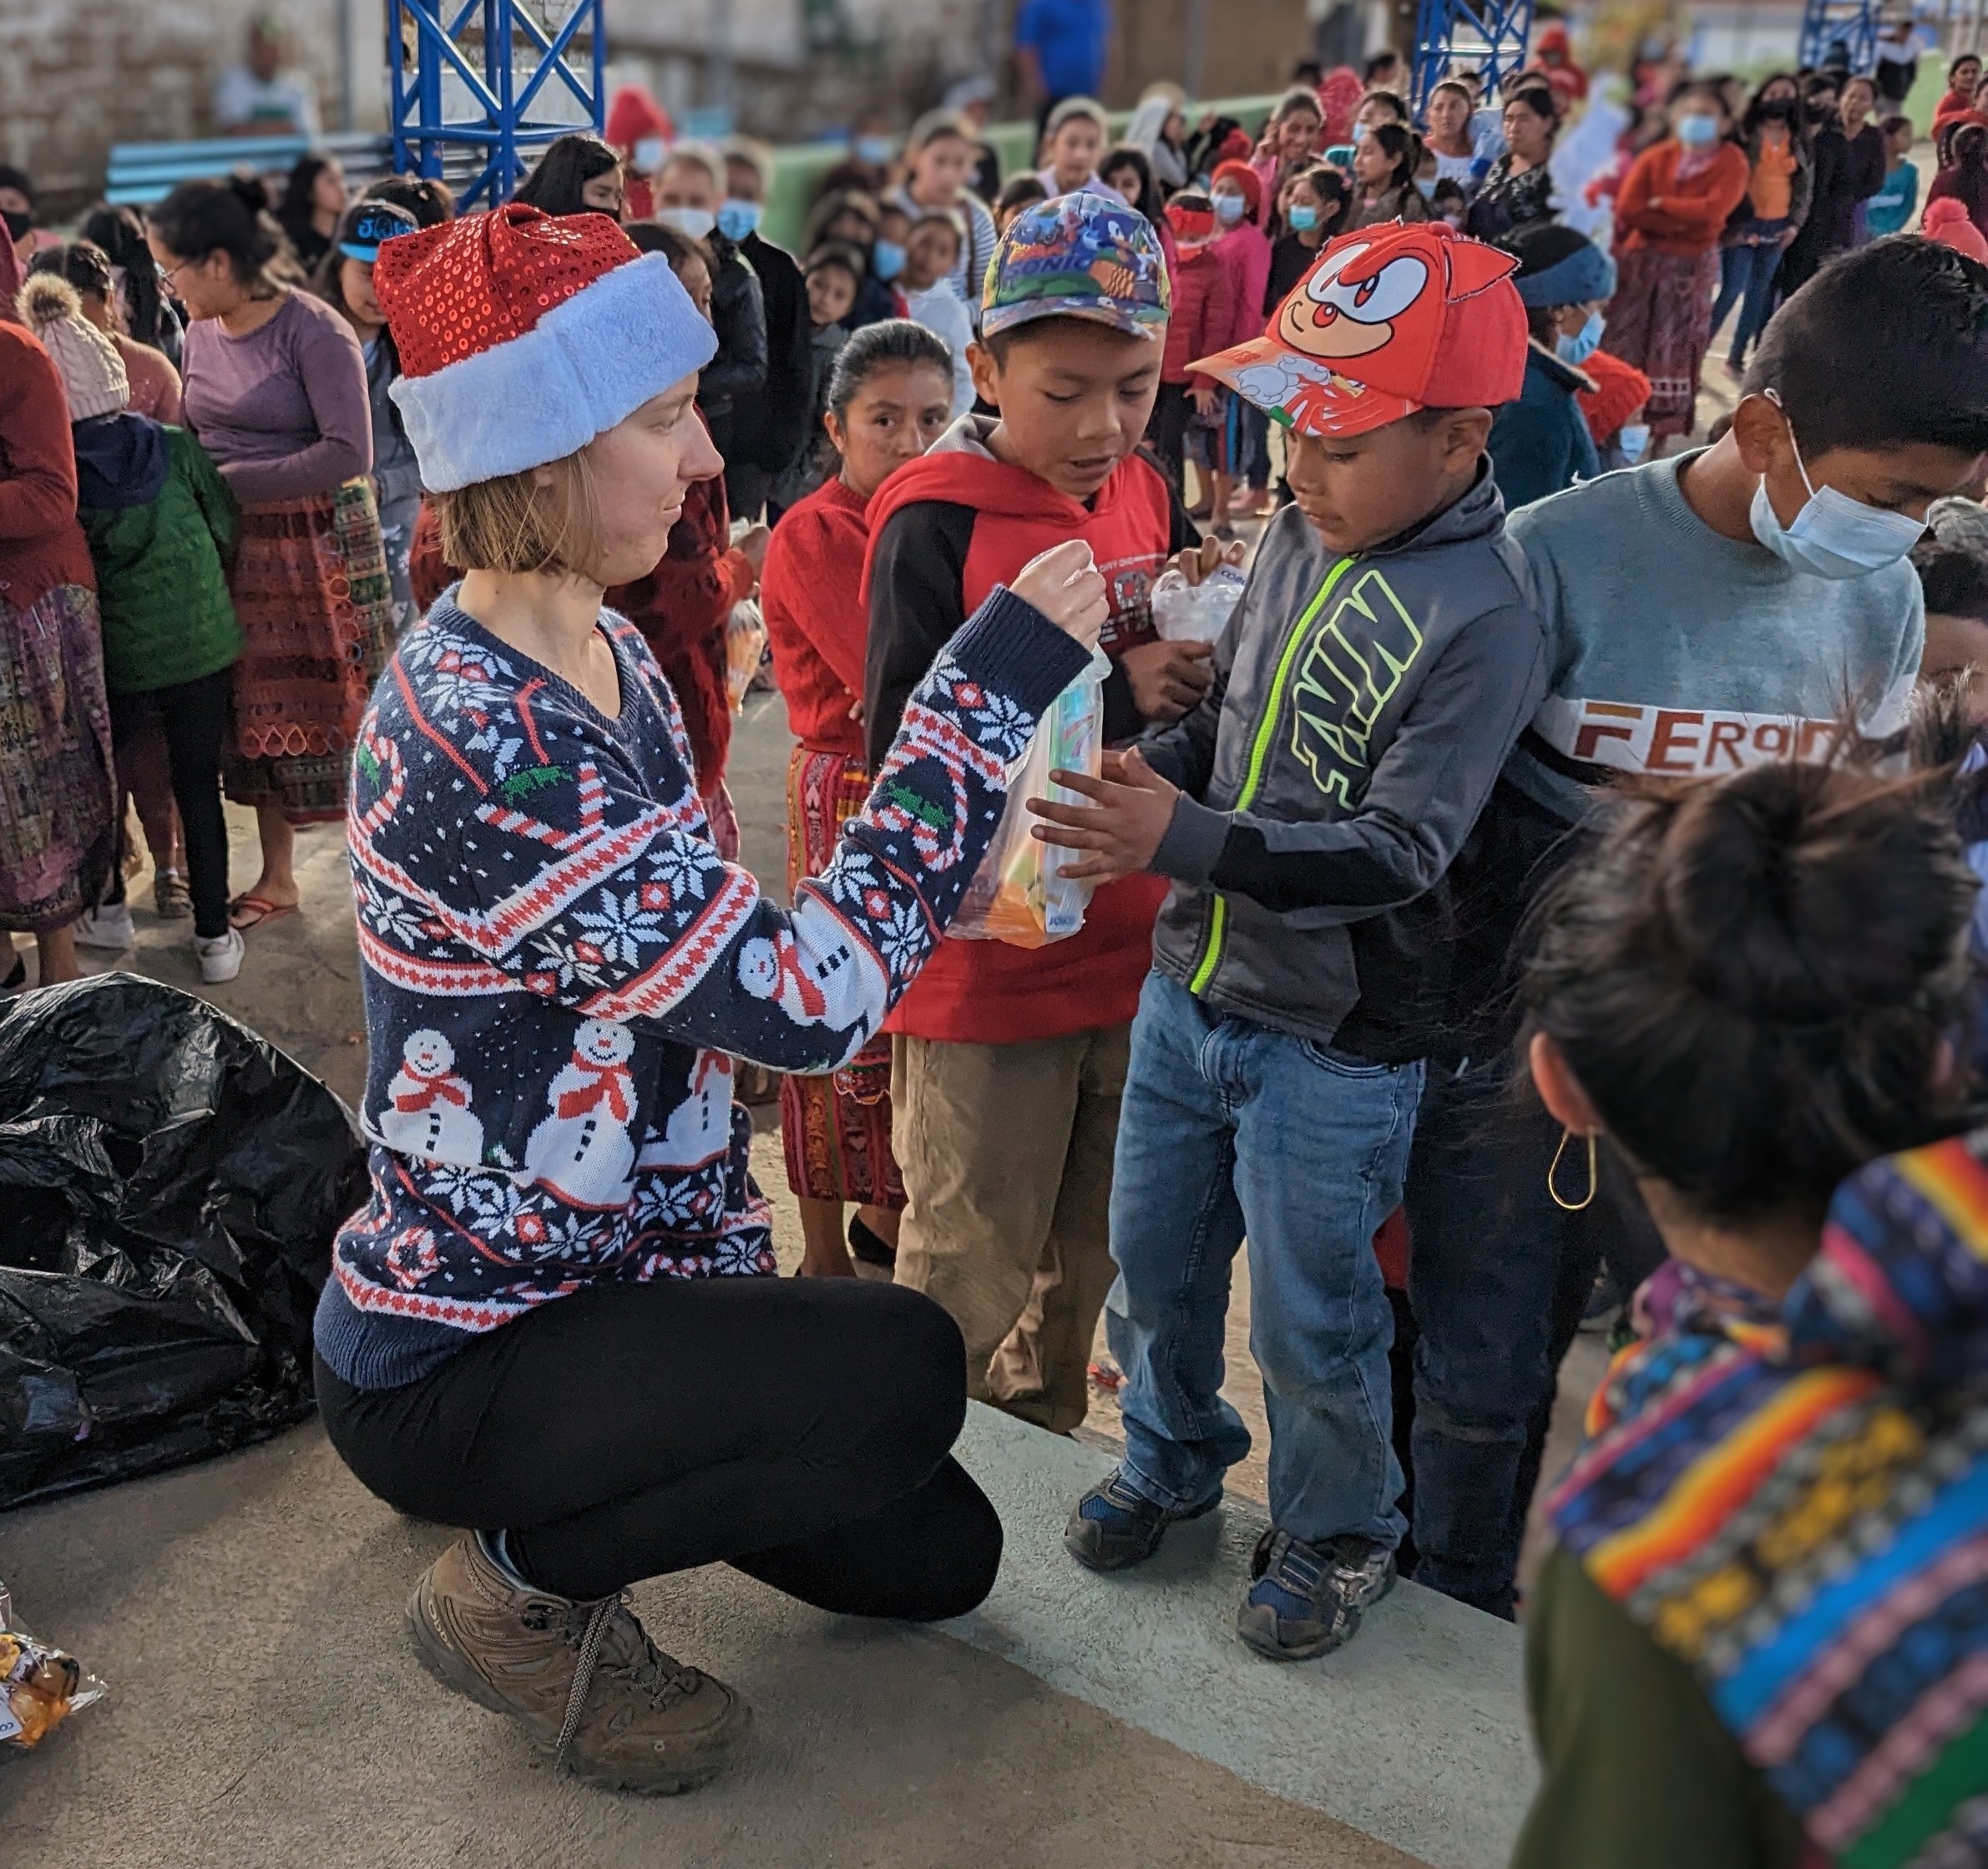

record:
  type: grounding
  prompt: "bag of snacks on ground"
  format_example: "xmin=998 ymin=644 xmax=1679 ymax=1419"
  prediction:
xmin=0 ymin=1583 xmax=104 ymax=1748
xmin=951 ymin=646 xmax=1112 ymax=948
xmin=1151 ymin=562 xmax=1249 ymax=642
xmin=725 ymin=600 xmax=766 ymax=713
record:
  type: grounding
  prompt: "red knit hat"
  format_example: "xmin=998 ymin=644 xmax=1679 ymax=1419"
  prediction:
xmin=1191 ymin=221 xmax=1526 ymax=437
xmin=604 ymin=84 xmax=673 ymax=154
xmin=373 ymin=204 xmax=716 ymax=493
xmin=1211 ymin=160 xmax=1262 ymax=216
xmin=1925 ymin=196 xmax=1988 ymax=264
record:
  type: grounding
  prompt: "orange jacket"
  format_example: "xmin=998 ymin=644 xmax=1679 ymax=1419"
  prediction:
xmin=1615 ymin=139 xmax=1752 ymax=255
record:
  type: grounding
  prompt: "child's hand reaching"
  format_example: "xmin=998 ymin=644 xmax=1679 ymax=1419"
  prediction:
xmin=1026 ymin=747 xmax=1181 ymax=883
xmin=1118 ymin=639 xmax=1213 ymax=720
xmin=1166 ymin=534 xmax=1247 ymax=585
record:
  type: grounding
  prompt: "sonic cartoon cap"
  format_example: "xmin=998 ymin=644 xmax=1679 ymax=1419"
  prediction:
xmin=981 ymin=190 xmax=1170 ymax=340
xmin=1190 ymin=221 xmax=1526 ymax=437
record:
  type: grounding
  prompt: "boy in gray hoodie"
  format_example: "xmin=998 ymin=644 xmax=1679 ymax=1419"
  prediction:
xmin=1032 ymin=221 xmax=1551 ymax=1659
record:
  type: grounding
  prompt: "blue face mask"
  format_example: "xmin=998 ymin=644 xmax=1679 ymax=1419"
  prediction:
xmin=1616 ymin=422 xmax=1651 ymax=463
xmin=1555 ymin=308 xmax=1605 ymax=365
xmin=716 ymin=199 xmax=761 ymax=242
xmin=1675 ymin=112 xmax=1721 ymax=149
xmin=872 ymin=239 xmax=907 ymax=282
xmin=1285 ymin=202 xmax=1319 ymax=231
xmin=856 ymin=134 xmax=893 ymax=165
xmin=1748 ymin=392 xmax=1926 ymax=578
xmin=1213 ymin=191 xmax=1247 ymax=224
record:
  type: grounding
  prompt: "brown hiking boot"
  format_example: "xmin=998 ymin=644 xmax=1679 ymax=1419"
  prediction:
xmin=405 ymin=1536 xmax=751 ymax=1793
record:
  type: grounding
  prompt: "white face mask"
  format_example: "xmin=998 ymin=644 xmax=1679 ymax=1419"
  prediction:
xmin=659 ymin=205 xmax=717 ymax=241
xmin=632 ymin=136 xmax=665 ymax=173
xmin=1748 ymin=392 xmax=1925 ymax=579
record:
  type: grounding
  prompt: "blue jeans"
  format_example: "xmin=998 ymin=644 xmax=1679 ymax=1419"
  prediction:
xmin=1711 ymin=220 xmax=1789 ymax=368
xmin=1105 ymin=970 xmax=1423 ymax=1547
xmin=1399 ymin=1057 xmax=1647 ymax=1617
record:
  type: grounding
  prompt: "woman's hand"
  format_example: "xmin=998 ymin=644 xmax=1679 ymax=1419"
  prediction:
xmin=1010 ymin=540 xmax=1109 ymax=647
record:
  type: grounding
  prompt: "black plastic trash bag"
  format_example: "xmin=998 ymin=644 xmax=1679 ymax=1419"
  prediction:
xmin=0 ymin=973 xmax=367 ymax=1509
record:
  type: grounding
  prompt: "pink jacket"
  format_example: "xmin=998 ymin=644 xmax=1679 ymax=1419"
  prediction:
xmin=1212 ymin=222 xmax=1272 ymax=350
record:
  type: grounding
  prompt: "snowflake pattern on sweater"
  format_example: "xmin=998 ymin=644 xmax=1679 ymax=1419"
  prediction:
xmin=321 ymin=586 xmax=1082 ymax=1382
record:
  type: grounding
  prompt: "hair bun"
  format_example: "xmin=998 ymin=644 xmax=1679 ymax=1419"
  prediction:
xmin=226 ymin=171 xmax=272 ymax=216
xmin=1653 ymin=764 xmax=1959 ymax=1026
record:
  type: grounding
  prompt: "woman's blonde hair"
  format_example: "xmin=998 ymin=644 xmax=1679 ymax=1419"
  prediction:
xmin=432 ymin=450 xmax=604 ymax=578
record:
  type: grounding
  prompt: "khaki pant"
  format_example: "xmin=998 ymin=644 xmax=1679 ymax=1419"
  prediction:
xmin=891 ymin=1025 xmax=1130 ymax=1434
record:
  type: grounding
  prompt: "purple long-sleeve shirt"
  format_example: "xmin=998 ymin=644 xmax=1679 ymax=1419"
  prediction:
xmin=181 ymin=290 xmax=372 ymax=504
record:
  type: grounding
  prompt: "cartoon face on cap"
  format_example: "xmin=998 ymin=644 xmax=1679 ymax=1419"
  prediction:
xmin=1186 ymin=221 xmax=1525 ymax=439
xmin=1274 ymin=222 xmax=1512 ymax=369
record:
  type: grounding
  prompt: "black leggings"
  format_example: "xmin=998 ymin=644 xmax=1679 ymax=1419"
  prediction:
xmin=316 ymin=1274 xmax=1004 ymax=1613
xmin=105 ymin=668 xmax=232 ymax=939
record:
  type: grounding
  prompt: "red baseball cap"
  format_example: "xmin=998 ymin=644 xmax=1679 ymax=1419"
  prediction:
xmin=1191 ymin=221 xmax=1527 ymax=438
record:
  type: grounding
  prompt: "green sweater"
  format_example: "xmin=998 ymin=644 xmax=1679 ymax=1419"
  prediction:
xmin=80 ymin=426 xmax=243 ymax=695
xmin=1511 ymin=1544 xmax=1810 ymax=1869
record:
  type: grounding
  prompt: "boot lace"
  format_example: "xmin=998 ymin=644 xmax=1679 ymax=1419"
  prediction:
xmin=553 ymin=1593 xmax=701 ymax=1770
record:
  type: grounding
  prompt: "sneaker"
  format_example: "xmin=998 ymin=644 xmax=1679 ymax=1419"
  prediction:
xmin=1237 ymin=1527 xmax=1397 ymax=1662
xmin=406 ymin=1535 xmax=751 ymax=1794
xmin=154 ymin=869 xmax=193 ymax=919
xmin=195 ymin=927 xmax=245 ymax=984
xmin=73 ymin=902 xmax=135 ymax=950
xmin=1065 ymin=1467 xmax=1219 ymax=1573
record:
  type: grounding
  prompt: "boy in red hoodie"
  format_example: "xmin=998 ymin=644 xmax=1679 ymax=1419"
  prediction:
xmin=862 ymin=192 xmax=1218 ymax=1432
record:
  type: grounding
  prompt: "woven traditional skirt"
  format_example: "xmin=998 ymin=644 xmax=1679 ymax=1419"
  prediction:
xmin=0 ymin=582 xmax=115 ymax=933
xmin=778 ymin=746 xmax=906 ymax=1208
xmin=1601 ymin=246 xmax=1722 ymax=438
xmin=224 ymin=479 xmax=393 ymax=824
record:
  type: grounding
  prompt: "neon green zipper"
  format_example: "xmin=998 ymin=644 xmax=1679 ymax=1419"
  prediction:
xmin=1186 ymin=554 xmax=1356 ymax=996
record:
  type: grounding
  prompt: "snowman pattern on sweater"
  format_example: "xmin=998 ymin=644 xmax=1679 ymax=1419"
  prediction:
xmin=331 ymin=587 xmax=1077 ymax=1343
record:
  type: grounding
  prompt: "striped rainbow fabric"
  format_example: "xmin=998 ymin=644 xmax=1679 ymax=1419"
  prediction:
xmin=1549 ymin=1134 xmax=1988 ymax=1869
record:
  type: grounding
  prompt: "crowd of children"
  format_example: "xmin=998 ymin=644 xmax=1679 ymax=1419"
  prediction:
xmin=6 ymin=33 xmax=1988 ymax=1865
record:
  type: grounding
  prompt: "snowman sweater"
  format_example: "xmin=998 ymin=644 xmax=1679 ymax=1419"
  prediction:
xmin=315 ymin=586 xmax=1085 ymax=1390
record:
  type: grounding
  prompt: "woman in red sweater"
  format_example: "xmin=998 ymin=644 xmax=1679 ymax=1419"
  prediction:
xmin=1601 ymin=80 xmax=1752 ymax=438
xmin=761 ymin=321 xmax=956 ymax=1278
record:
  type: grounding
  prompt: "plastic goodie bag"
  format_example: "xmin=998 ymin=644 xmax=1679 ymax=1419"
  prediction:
xmin=950 ymin=644 xmax=1113 ymax=948
xmin=1150 ymin=562 xmax=1248 ymax=642
xmin=0 ymin=1584 xmax=105 ymax=1749
xmin=725 ymin=599 xmax=767 ymax=713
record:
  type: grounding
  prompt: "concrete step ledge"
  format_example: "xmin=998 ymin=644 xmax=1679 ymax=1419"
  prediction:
xmin=948 ymin=1405 xmax=1536 ymax=1869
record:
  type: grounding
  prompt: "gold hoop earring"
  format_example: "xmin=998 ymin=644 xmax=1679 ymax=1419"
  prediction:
xmin=1548 ymin=1128 xmax=1597 ymax=1212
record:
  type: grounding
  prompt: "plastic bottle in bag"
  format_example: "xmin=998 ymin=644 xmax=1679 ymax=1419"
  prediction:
xmin=1151 ymin=563 xmax=1249 ymax=643
xmin=950 ymin=645 xmax=1113 ymax=948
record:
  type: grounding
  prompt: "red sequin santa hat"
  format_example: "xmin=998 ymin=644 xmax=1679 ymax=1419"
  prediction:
xmin=372 ymin=203 xmax=716 ymax=493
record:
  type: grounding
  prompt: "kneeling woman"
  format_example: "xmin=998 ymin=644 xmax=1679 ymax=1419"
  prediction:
xmin=313 ymin=205 xmax=1104 ymax=1793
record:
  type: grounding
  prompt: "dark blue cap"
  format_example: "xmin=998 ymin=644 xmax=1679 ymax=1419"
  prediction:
xmin=338 ymin=200 xmax=419 ymax=264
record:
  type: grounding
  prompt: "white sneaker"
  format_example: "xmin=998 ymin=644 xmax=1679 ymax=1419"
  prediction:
xmin=73 ymin=902 xmax=136 ymax=950
xmin=195 ymin=927 xmax=245 ymax=984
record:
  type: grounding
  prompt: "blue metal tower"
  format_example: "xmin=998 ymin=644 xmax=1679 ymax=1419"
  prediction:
xmin=388 ymin=0 xmax=607 ymax=210
xmin=1798 ymin=0 xmax=1882 ymax=72
xmin=1411 ymin=0 xmax=1535 ymax=116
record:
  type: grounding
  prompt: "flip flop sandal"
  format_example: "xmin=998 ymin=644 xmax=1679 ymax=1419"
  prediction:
xmin=228 ymin=894 xmax=298 ymax=933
